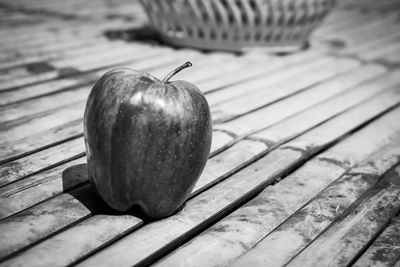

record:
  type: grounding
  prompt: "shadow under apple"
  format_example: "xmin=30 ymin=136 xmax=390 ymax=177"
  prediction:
xmin=62 ymin=163 xmax=175 ymax=222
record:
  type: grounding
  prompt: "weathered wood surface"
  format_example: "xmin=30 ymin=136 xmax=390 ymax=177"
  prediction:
xmin=352 ymin=215 xmax=400 ymax=267
xmin=285 ymin=165 xmax=400 ymax=267
xmin=1 ymin=0 xmax=400 ymax=266
xmin=231 ymin=137 xmax=400 ymax=267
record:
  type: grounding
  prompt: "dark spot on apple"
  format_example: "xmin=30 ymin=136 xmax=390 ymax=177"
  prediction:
xmin=25 ymin=61 xmax=56 ymax=74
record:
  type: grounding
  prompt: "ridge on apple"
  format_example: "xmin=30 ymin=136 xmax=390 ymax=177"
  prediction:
xmin=84 ymin=62 xmax=212 ymax=219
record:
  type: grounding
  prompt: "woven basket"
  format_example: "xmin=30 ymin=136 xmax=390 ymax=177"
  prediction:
xmin=139 ymin=0 xmax=336 ymax=53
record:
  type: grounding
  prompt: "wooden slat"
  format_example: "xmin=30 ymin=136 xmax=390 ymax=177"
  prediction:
xmin=0 ymin=185 xmax=99 ymax=260
xmin=0 ymin=119 xmax=82 ymax=164
xmin=0 ymin=44 xmax=177 ymax=91
xmin=205 ymin=57 xmax=332 ymax=107
xmin=0 ymin=102 xmax=84 ymax=144
xmin=0 ymin=137 xmax=84 ymax=187
xmin=0 ymin=40 xmax=128 ymax=74
xmin=250 ymin=72 xmax=400 ymax=142
xmin=0 ymin=52 xmax=238 ymax=106
xmin=0 ymin=138 xmax=267 ymax=261
xmin=230 ymin=138 xmax=400 ymax=267
xmin=0 ymin=157 xmax=87 ymax=220
xmin=210 ymin=58 xmax=359 ymax=122
xmin=216 ymin=67 xmax=397 ymax=136
xmin=393 ymin=257 xmax=400 ymax=267
xmin=74 ymin=96 xmax=400 ymax=267
xmin=352 ymin=215 xmax=400 ymax=267
xmin=319 ymin=14 xmax=400 ymax=56
xmin=196 ymin=49 xmax=324 ymax=94
xmin=285 ymin=165 xmax=400 ymax=267
xmin=151 ymin=111 xmax=400 ymax=267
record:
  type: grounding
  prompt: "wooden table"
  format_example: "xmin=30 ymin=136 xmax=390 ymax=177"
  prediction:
xmin=1 ymin=0 xmax=400 ymax=266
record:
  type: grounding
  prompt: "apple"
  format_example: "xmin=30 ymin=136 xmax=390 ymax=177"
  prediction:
xmin=83 ymin=62 xmax=212 ymax=219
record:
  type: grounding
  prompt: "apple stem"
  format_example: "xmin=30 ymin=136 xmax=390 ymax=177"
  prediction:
xmin=162 ymin=61 xmax=192 ymax=83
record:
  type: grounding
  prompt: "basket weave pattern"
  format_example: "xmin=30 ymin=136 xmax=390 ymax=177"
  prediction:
xmin=140 ymin=0 xmax=336 ymax=52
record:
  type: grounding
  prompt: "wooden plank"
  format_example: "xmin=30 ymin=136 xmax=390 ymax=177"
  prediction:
xmin=315 ymin=10 xmax=378 ymax=37
xmin=0 ymin=119 xmax=82 ymax=164
xmin=352 ymin=216 xmax=400 ymax=267
xmin=196 ymin=49 xmax=324 ymax=94
xmin=0 ymin=86 xmax=89 ymax=124
xmin=251 ymin=72 xmax=399 ymax=142
xmin=348 ymin=35 xmax=400 ymax=62
xmin=216 ymin=66 xmax=395 ymax=135
xmin=0 ymin=157 xmax=87 ymax=220
xmin=0 ymin=44 xmax=181 ymax=91
xmin=152 ymin=112 xmax=400 ymax=267
xmin=0 ymin=102 xmax=84 ymax=143
xmin=0 ymin=40 xmax=128 ymax=78
xmin=318 ymin=14 xmax=400 ymax=56
xmin=0 ymin=51 xmax=237 ymax=106
xmin=210 ymin=58 xmax=359 ymax=122
xmin=0 ymin=19 xmax=136 ymax=49
xmin=0 ymin=39 xmax=109 ymax=67
xmin=206 ymin=57 xmax=337 ymax=107
xmin=75 ymin=97 xmax=400 ymax=267
xmin=0 ymin=137 xmax=84 ymax=187
xmin=0 ymin=138 xmax=267 ymax=261
xmin=285 ymin=165 xmax=400 ymax=267
xmin=1 ymin=214 xmax=143 ymax=266
xmin=379 ymin=47 xmax=400 ymax=66
xmin=0 ymin=185 xmax=99 ymax=260
xmin=230 ymin=138 xmax=400 ymax=267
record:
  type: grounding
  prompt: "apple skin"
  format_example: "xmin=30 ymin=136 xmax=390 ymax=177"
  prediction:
xmin=83 ymin=67 xmax=212 ymax=219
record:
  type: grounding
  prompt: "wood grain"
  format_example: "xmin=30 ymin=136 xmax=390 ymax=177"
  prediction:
xmin=210 ymin=58 xmax=359 ymax=122
xmin=352 ymin=215 xmax=400 ymax=267
xmin=215 ymin=65 xmax=393 ymax=135
xmin=231 ymin=137 xmax=400 ymax=267
xmin=0 ymin=119 xmax=82 ymax=164
xmin=286 ymin=165 xmax=400 ymax=267
xmin=0 ymin=185 xmax=98 ymax=260
xmin=0 ymin=137 xmax=85 ymax=187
